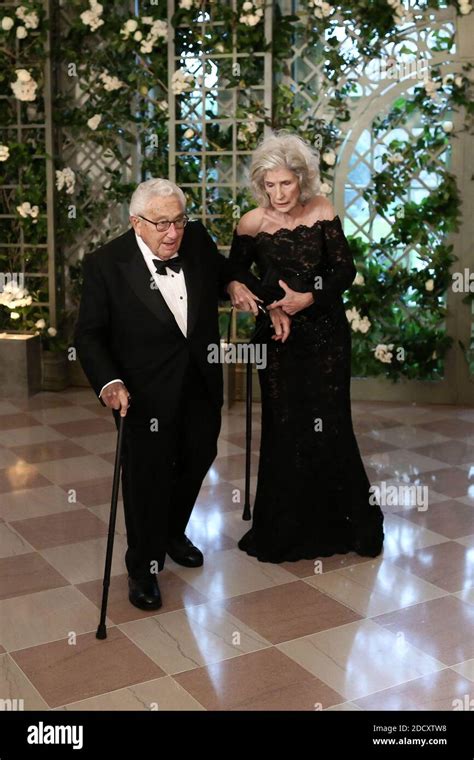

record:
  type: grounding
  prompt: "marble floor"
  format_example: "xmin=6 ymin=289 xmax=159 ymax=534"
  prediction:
xmin=0 ymin=388 xmax=474 ymax=711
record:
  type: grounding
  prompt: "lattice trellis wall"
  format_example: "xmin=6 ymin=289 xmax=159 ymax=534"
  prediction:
xmin=2 ymin=0 xmax=472 ymax=402
xmin=277 ymin=0 xmax=474 ymax=403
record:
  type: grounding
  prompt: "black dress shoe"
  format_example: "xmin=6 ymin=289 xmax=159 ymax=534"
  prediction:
xmin=128 ymin=574 xmax=162 ymax=610
xmin=167 ymin=535 xmax=203 ymax=567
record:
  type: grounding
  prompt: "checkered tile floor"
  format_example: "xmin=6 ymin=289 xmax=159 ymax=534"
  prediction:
xmin=1 ymin=388 xmax=474 ymax=710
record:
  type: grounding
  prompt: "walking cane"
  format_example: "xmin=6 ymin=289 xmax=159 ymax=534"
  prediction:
xmin=242 ymin=303 xmax=271 ymax=521
xmin=96 ymin=412 xmax=125 ymax=640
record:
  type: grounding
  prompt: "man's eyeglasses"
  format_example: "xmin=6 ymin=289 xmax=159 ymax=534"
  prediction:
xmin=137 ymin=214 xmax=188 ymax=232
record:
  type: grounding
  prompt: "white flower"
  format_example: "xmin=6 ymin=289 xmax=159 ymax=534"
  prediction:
xmin=432 ymin=350 xmax=437 ymax=359
xmin=374 ymin=343 xmax=394 ymax=363
xmin=87 ymin=114 xmax=102 ymax=130
xmin=387 ymin=152 xmax=404 ymax=164
xmin=425 ymin=278 xmax=434 ymax=291
xmin=47 ymin=327 xmax=57 ymax=337
xmin=247 ymin=117 xmax=257 ymax=134
xmin=1 ymin=16 xmax=14 ymax=31
xmin=0 ymin=145 xmax=10 ymax=161
xmin=17 ymin=69 xmax=31 ymax=82
xmin=183 ymin=128 xmax=194 ymax=139
xmin=99 ymin=71 xmax=124 ymax=92
xmin=358 ymin=316 xmax=371 ymax=333
xmin=80 ymin=0 xmax=104 ymax=32
xmin=16 ymin=26 xmax=27 ymax=38
xmin=16 ymin=201 xmax=39 ymax=222
xmin=346 ymin=306 xmax=371 ymax=333
xmin=125 ymin=19 xmax=138 ymax=32
xmin=459 ymin=2 xmax=472 ymax=14
xmin=133 ymin=30 xmax=143 ymax=41
xmin=179 ymin=0 xmax=194 ymax=8
xmin=0 ymin=281 xmax=33 ymax=309
xmin=243 ymin=1 xmax=253 ymax=9
xmin=171 ymin=68 xmax=194 ymax=95
xmin=10 ymin=69 xmax=38 ymax=102
xmin=55 ymin=167 xmax=76 ymax=195
xmin=455 ymin=75 xmax=464 ymax=87
xmin=158 ymin=100 xmax=168 ymax=112
xmin=16 ymin=6 xmax=39 ymax=29
xmin=10 ymin=312 xmax=20 ymax=320
xmin=442 ymin=121 xmax=453 ymax=133
xmin=35 ymin=318 xmax=46 ymax=329
xmin=319 ymin=182 xmax=332 ymax=195
xmin=322 ymin=149 xmax=336 ymax=166
xmin=345 ymin=307 xmax=360 ymax=323
xmin=353 ymin=272 xmax=365 ymax=286
xmin=240 ymin=13 xmax=260 ymax=25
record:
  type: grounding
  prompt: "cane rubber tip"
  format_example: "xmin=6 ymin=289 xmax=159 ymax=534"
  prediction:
xmin=96 ymin=625 xmax=107 ymax=640
xmin=242 ymin=508 xmax=251 ymax=521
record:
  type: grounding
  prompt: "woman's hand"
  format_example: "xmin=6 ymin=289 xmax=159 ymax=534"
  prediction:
xmin=226 ymin=280 xmax=263 ymax=316
xmin=267 ymin=279 xmax=314 ymax=316
xmin=269 ymin=307 xmax=291 ymax=342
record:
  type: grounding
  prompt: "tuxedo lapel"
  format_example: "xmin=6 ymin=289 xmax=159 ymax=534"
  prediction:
xmin=179 ymin=227 xmax=202 ymax=337
xmin=117 ymin=230 xmax=181 ymax=333
xmin=115 ymin=226 xmax=202 ymax=337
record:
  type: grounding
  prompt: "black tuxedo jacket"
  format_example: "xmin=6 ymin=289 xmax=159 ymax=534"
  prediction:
xmin=74 ymin=221 xmax=232 ymax=424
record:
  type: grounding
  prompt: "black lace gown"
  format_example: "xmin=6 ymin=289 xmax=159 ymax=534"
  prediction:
xmin=228 ymin=216 xmax=384 ymax=563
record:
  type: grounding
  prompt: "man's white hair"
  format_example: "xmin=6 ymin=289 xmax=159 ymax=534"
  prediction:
xmin=129 ymin=178 xmax=186 ymax=216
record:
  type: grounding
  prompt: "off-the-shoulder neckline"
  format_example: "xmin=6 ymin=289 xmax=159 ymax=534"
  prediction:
xmin=233 ymin=215 xmax=340 ymax=241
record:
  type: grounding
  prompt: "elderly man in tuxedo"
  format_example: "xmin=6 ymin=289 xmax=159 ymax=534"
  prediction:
xmin=74 ymin=179 xmax=290 ymax=610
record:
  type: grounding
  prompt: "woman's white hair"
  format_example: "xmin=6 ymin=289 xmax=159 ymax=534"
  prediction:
xmin=249 ymin=130 xmax=321 ymax=207
xmin=129 ymin=178 xmax=186 ymax=216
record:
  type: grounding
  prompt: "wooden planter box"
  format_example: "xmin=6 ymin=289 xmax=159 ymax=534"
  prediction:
xmin=0 ymin=331 xmax=42 ymax=398
xmin=41 ymin=350 xmax=69 ymax=391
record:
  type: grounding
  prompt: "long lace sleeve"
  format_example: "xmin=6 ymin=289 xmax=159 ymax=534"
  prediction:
xmin=311 ymin=216 xmax=356 ymax=311
xmin=228 ymin=230 xmax=268 ymax=302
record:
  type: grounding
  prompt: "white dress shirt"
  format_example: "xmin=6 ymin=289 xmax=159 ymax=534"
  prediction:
xmin=99 ymin=232 xmax=188 ymax=398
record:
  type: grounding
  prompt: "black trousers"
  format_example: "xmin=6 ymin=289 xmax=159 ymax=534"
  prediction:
xmin=113 ymin=359 xmax=221 ymax=579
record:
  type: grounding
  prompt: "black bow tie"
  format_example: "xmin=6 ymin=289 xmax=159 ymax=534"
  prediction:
xmin=153 ymin=257 xmax=182 ymax=276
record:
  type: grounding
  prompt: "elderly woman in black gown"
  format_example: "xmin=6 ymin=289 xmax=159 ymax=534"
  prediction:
xmin=226 ymin=131 xmax=384 ymax=563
